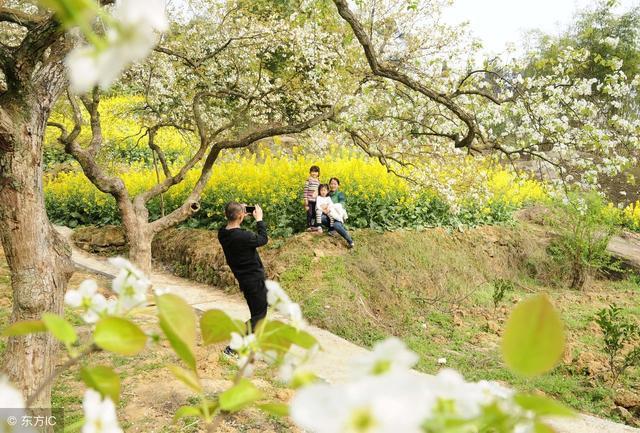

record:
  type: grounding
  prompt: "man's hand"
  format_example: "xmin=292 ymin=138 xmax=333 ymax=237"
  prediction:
xmin=253 ymin=204 xmax=263 ymax=222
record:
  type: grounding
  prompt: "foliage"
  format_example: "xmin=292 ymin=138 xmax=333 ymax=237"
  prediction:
xmin=501 ymin=294 xmax=566 ymax=377
xmin=527 ymin=1 xmax=640 ymax=102
xmin=547 ymin=192 xmax=621 ymax=289
xmin=45 ymin=96 xmax=197 ymax=169
xmin=622 ymin=200 xmax=640 ymax=231
xmin=44 ymin=151 xmax=548 ymax=235
xmin=492 ymin=279 xmax=514 ymax=309
xmin=595 ymin=304 xmax=640 ymax=385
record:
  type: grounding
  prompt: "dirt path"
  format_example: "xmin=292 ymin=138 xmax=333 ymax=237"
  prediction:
xmin=56 ymin=227 xmax=639 ymax=433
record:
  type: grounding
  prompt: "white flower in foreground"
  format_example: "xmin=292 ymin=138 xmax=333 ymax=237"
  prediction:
xmin=109 ymin=257 xmax=150 ymax=311
xmin=114 ymin=0 xmax=168 ymax=32
xmin=0 ymin=377 xmax=25 ymax=408
xmin=229 ymin=332 xmax=256 ymax=353
xmin=153 ymin=287 xmax=171 ymax=296
xmin=351 ymin=337 xmax=418 ymax=377
xmin=82 ymin=389 xmax=123 ymax=433
xmin=422 ymin=369 xmax=513 ymax=419
xmin=278 ymin=301 xmax=306 ymax=329
xmin=279 ymin=345 xmax=319 ymax=383
xmin=292 ymin=368 xmax=517 ymax=433
xmin=64 ymin=280 xmax=109 ymax=323
xmin=266 ymin=280 xmax=306 ymax=328
xmin=266 ymin=280 xmax=291 ymax=306
xmin=291 ymin=371 xmax=433 ymax=433
xmin=66 ymin=0 xmax=168 ymax=93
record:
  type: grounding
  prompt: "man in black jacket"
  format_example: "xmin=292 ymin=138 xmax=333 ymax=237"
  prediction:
xmin=218 ymin=202 xmax=269 ymax=345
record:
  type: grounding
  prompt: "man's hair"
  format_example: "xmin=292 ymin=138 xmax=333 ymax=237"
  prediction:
xmin=224 ymin=201 xmax=244 ymax=221
xmin=329 ymin=177 xmax=340 ymax=185
xmin=318 ymin=184 xmax=329 ymax=195
xmin=309 ymin=165 xmax=320 ymax=173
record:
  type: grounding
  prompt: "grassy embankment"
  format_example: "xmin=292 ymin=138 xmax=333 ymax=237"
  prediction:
xmin=143 ymin=216 xmax=640 ymax=424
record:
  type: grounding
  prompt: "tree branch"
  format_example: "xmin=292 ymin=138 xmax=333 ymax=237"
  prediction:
xmin=332 ymin=0 xmax=478 ymax=149
xmin=147 ymin=126 xmax=172 ymax=178
xmin=148 ymin=107 xmax=335 ymax=234
xmin=62 ymin=92 xmax=129 ymax=201
xmin=0 ymin=7 xmax=45 ymax=29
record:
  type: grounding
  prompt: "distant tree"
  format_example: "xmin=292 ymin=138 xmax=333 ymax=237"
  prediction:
xmin=331 ymin=0 xmax=640 ymax=197
xmin=52 ymin=0 xmax=344 ymax=272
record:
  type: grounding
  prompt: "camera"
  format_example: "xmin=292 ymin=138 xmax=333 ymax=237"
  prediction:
xmin=245 ymin=205 xmax=256 ymax=214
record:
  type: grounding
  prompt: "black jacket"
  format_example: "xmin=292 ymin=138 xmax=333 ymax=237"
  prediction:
xmin=218 ymin=221 xmax=268 ymax=283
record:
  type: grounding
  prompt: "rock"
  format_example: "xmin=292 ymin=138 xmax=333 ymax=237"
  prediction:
xmin=615 ymin=406 xmax=636 ymax=426
xmin=514 ymin=206 xmax=552 ymax=225
xmin=486 ymin=320 xmax=501 ymax=334
xmin=615 ymin=390 xmax=640 ymax=409
xmin=313 ymin=249 xmax=326 ymax=257
xmin=72 ymin=225 xmax=127 ymax=254
xmin=575 ymin=351 xmax=607 ymax=377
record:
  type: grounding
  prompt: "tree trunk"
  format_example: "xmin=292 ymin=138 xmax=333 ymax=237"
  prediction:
xmin=569 ymin=262 xmax=586 ymax=290
xmin=119 ymin=200 xmax=153 ymax=274
xmin=0 ymin=100 xmax=73 ymax=407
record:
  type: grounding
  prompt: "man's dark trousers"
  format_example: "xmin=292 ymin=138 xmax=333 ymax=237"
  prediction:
xmin=239 ymin=279 xmax=268 ymax=332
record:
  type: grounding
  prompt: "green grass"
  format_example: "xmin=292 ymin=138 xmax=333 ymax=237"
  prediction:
xmin=277 ymin=228 xmax=640 ymax=424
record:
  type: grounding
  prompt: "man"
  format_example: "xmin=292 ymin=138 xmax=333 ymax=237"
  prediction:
xmin=218 ymin=202 xmax=268 ymax=355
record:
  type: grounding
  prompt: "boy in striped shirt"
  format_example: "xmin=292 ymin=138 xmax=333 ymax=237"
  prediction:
xmin=303 ymin=165 xmax=321 ymax=231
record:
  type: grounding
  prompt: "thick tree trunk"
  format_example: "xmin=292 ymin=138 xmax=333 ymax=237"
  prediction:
xmin=119 ymin=200 xmax=153 ymax=274
xmin=0 ymin=100 xmax=73 ymax=407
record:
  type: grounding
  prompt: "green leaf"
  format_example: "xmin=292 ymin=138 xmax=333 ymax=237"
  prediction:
xmin=257 ymin=402 xmax=289 ymax=417
xmin=501 ymin=294 xmax=566 ymax=377
xmin=39 ymin=0 xmax=99 ymax=27
xmin=80 ymin=365 xmax=121 ymax=404
xmin=200 ymin=309 xmax=244 ymax=345
xmin=515 ymin=394 xmax=574 ymax=417
xmin=157 ymin=294 xmax=197 ymax=370
xmin=290 ymin=371 xmax=320 ymax=389
xmin=218 ymin=378 xmax=264 ymax=412
xmin=168 ymin=365 xmax=203 ymax=394
xmin=258 ymin=320 xmax=318 ymax=353
xmin=1 ymin=320 xmax=46 ymax=337
xmin=534 ymin=421 xmax=557 ymax=433
xmin=42 ymin=313 xmax=77 ymax=344
xmin=173 ymin=405 xmax=202 ymax=422
xmin=94 ymin=317 xmax=147 ymax=355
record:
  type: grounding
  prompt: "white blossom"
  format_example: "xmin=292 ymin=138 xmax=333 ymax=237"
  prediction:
xmin=265 ymin=280 xmax=306 ymax=328
xmin=109 ymin=257 xmax=150 ymax=312
xmin=351 ymin=337 xmax=418 ymax=377
xmin=229 ymin=332 xmax=256 ymax=353
xmin=66 ymin=0 xmax=168 ymax=93
xmin=81 ymin=389 xmax=123 ymax=433
xmin=64 ymin=280 xmax=109 ymax=323
xmin=0 ymin=377 xmax=24 ymax=408
xmin=291 ymin=371 xmax=434 ymax=433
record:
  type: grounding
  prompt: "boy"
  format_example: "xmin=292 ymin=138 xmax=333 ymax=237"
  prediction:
xmin=303 ymin=165 xmax=321 ymax=231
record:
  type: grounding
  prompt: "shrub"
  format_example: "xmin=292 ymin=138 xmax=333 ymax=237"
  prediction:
xmin=547 ymin=192 xmax=621 ymax=290
xmin=45 ymin=152 xmax=548 ymax=236
xmin=595 ymin=304 xmax=640 ymax=385
xmin=492 ymin=278 xmax=514 ymax=309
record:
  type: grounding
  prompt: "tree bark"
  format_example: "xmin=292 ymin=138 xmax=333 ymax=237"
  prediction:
xmin=119 ymin=199 xmax=154 ymax=274
xmin=0 ymin=96 xmax=73 ymax=407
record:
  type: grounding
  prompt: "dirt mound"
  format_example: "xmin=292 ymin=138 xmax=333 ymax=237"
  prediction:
xmin=73 ymin=225 xmax=127 ymax=255
xmin=151 ymin=228 xmax=236 ymax=288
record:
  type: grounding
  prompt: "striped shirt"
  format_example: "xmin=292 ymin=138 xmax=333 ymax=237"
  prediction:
xmin=303 ymin=176 xmax=320 ymax=202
